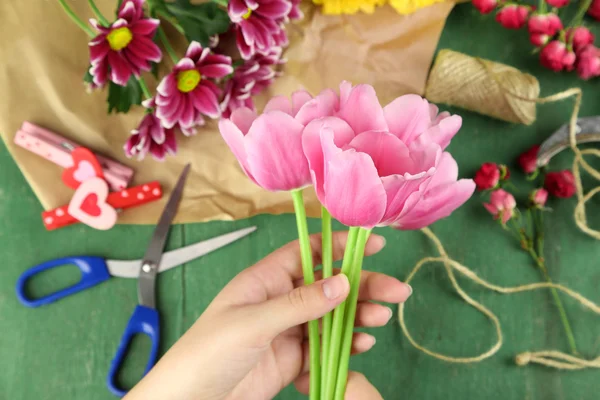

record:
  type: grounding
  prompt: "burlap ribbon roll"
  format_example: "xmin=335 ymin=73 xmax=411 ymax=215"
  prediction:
xmin=425 ymin=49 xmax=540 ymax=125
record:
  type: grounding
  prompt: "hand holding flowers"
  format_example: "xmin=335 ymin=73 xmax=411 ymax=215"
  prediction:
xmin=219 ymin=81 xmax=475 ymax=399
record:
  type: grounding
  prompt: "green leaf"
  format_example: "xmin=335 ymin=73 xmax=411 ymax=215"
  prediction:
xmin=107 ymin=77 xmax=142 ymax=114
xmin=83 ymin=66 xmax=94 ymax=85
xmin=165 ymin=1 xmax=230 ymax=47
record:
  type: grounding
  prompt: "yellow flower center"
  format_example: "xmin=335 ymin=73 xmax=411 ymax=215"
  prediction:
xmin=106 ymin=27 xmax=133 ymax=51
xmin=177 ymin=70 xmax=202 ymax=93
xmin=242 ymin=8 xmax=252 ymax=19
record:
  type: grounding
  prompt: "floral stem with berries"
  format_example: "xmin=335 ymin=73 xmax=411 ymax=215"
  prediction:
xmin=58 ymin=0 xmax=95 ymax=37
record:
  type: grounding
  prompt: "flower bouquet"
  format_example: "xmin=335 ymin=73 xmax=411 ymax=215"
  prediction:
xmin=219 ymin=81 xmax=475 ymax=398
xmin=472 ymin=0 xmax=600 ymax=79
xmin=58 ymin=0 xmax=300 ymax=161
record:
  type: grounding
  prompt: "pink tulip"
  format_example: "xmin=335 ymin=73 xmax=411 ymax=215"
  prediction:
xmin=484 ymin=189 xmax=516 ymax=224
xmin=219 ymin=90 xmax=326 ymax=191
xmin=302 ymin=82 xmax=475 ymax=229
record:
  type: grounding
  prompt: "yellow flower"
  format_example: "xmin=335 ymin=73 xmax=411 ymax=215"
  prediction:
xmin=312 ymin=0 xmax=448 ymax=15
xmin=313 ymin=0 xmax=386 ymax=15
xmin=388 ymin=0 xmax=447 ymax=14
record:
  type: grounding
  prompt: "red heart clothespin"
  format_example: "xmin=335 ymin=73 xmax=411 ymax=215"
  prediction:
xmin=62 ymin=147 xmax=104 ymax=189
xmin=67 ymin=177 xmax=117 ymax=230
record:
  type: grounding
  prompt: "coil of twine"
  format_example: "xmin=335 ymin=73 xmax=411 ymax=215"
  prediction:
xmin=425 ymin=49 xmax=540 ymax=125
xmin=401 ymin=50 xmax=600 ymax=370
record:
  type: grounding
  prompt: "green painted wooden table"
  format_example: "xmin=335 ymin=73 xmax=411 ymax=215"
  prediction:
xmin=2 ymin=4 xmax=600 ymax=399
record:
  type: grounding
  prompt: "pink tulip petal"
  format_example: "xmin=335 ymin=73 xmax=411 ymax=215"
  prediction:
xmin=291 ymin=90 xmax=313 ymax=116
xmin=347 ymin=130 xmax=410 ymax=177
xmin=245 ymin=111 xmax=310 ymax=191
xmin=324 ymin=150 xmax=387 ymax=228
xmin=428 ymin=152 xmax=458 ymax=187
xmin=295 ymin=88 xmax=339 ymax=126
xmin=428 ymin=103 xmax=439 ymax=120
xmin=303 ymin=117 xmax=355 ymax=202
xmin=264 ymin=95 xmax=292 ymax=115
xmin=383 ymin=94 xmax=431 ymax=144
xmin=416 ymin=115 xmax=462 ymax=150
xmin=337 ymin=84 xmax=387 ymax=134
xmin=218 ymin=118 xmax=257 ymax=184
xmin=393 ymin=179 xmax=475 ymax=230
xmin=380 ymin=174 xmax=431 ymax=225
xmin=231 ymin=107 xmax=258 ymax=134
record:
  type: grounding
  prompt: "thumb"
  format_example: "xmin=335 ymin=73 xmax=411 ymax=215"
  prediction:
xmin=252 ymin=274 xmax=350 ymax=337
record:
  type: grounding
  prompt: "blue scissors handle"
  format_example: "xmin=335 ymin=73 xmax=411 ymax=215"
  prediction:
xmin=16 ymin=256 xmax=111 ymax=307
xmin=107 ymin=305 xmax=160 ymax=397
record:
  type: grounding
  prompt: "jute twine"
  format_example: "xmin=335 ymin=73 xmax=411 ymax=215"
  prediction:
xmin=425 ymin=49 xmax=540 ymax=125
xmin=400 ymin=50 xmax=600 ymax=369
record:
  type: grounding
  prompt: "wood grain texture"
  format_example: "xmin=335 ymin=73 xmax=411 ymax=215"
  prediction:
xmin=1 ymin=4 xmax=600 ymax=400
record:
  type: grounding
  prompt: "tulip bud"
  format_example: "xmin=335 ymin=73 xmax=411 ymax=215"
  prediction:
xmin=576 ymin=45 xmax=600 ymax=80
xmin=496 ymin=5 xmax=530 ymax=29
xmin=540 ymin=40 xmax=568 ymax=72
xmin=546 ymin=0 xmax=569 ymax=7
xmin=588 ymin=0 xmax=600 ymax=20
xmin=566 ymin=26 xmax=594 ymax=53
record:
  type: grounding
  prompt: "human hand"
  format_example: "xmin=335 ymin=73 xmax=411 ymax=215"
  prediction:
xmin=125 ymin=231 xmax=412 ymax=400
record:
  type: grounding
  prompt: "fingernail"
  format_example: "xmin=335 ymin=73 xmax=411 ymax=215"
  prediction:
xmin=385 ymin=307 xmax=393 ymax=322
xmin=369 ymin=335 xmax=376 ymax=346
xmin=323 ymin=275 xmax=349 ymax=300
xmin=406 ymin=284 xmax=413 ymax=297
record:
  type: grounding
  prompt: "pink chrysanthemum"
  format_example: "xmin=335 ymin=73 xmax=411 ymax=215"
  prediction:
xmin=155 ymin=41 xmax=233 ymax=133
xmin=221 ymin=48 xmax=284 ymax=118
xmin=228 ymin=0 xmax=292 ymax=59
xmin=89 ymin=0 xmax=162 ymax=87
xmin=125 ymin=99 xmax=178 ymax=161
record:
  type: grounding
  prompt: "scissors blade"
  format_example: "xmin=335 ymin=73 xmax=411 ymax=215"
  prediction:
xmin=138 ymin=164 xmax=191 ymax=308
xmin=106 ymin=227 xmax=257 ymax=278
xmin=537 ymin=116 xmax=600 ymax=167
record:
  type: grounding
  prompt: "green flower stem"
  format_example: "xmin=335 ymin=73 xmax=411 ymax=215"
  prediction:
xmin=87 ymin=0 xmax=109 ymax=27
xmin=211 ymin=0 xmax=229 ymax=7
xmin=155 ymin=9 xmax=185 ymax=35
xmin=567 ymin=0 xmax=593 ymax=28
xmin=291 ymin=190 xmax=320 ymax=400
xmin=137 ymin=77 xmax=153 ymax=100
xmin=157 ymin=26 xmax=180 ymax=63
xmin=529 ymin=210 xmax=577 ymax=355
xmin=323 ymin=227 xmax=359 ymax=400
xmin=333 ymin=228 xmax=371 ymax=400
xmin=320 ymin=207 xmax=333 ymax=398
xmin=58 ymin=0 xmax=95 ymax=37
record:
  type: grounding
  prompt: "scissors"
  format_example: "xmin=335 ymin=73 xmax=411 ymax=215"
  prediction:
xmin=15 ymin=164 xmax=256 ymax=396
xmin=537 ymin=116 xmax=600 ymax=167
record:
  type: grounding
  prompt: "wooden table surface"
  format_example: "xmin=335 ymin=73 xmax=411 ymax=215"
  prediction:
xmin=2 ymin=3 xmax=600 ymax=399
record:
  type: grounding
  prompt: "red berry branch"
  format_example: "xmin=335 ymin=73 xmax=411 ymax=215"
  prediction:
xmin=472 ymin=0 xmax=600 ymax=79
xmin=474 ymin=146 xmax=579 ymax=355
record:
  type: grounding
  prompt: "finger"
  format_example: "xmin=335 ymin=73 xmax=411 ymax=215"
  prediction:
xmin=298 ymin=270 xmax=412 ymax=303
xmin=345 ymin=372 xmax=384 ymax=400
xmin=247 ymin=274 xmax=350 ymax=340
xmin=296 ymin=332 xmax=377 ymax=389
xmin=296 ymin=371 xmax=383 ymax=399
xmin=302 ymin=302 xmax=392 ymax=336
xmin=354 ymin=302 xmax=393 ymax=327
xmin=250 ymin=231 xmax=386 ymax=281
